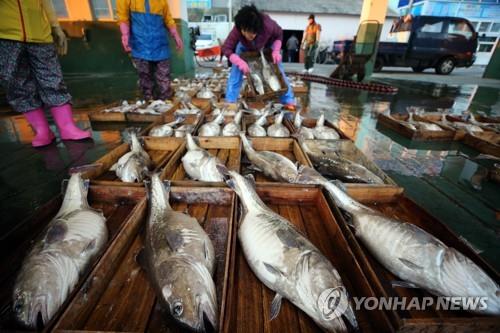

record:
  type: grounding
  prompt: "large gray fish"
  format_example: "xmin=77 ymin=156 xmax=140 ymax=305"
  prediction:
xmin=111 ymin=133 xmax=152 ymax=182
xmin=267 ymin=112 xmax=290 ymax=138
xmin=182 ymin=134 xmax=224 ymax=182
xmin=149 ymin=116 xmax=185 ymax=137
xmin=248 ymin=113 xmax=268 ymax=137
xmin=293 ymin=109 xmax=315 ymax=140
xmin=221 ymin=170 xmax=358 ymax=332
xmin=251 ymin=73 xmax=265 ymax=95
xmin=439 ymin=114 xmax=484 ymax=133
xmin=296 ymin=166 xmax=500 ymax=316
xmin=260 ymin=49 xmax=281 ymax=92
xmin=13 ymin=173 xmax=108 ymax=328
xmin=313 ymin=112 xmax=340 ymax=140
xmin=143 ymin=174 xmax=217 ymax=332
xmin=297 ymin=137 xmax=384 ymax=184
xmin=222 ymin=110 xmax=243 ymax=136
xmin=198 ymin=113 xmax=224 ymax=137
xmin=240 ymin=133 xmax=298 ymax=182
xmin=196 ymin=85 xmax=215 ymax=99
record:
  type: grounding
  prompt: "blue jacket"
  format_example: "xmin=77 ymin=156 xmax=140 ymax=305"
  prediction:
xmin=117 ymin=0 xmax=176 ymax=61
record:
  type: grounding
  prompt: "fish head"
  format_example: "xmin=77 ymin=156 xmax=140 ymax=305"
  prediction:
xmin=160 ymin=260 xmax=218 ymax=332
xmin=13 ymin=282 xmax=55 ymax=329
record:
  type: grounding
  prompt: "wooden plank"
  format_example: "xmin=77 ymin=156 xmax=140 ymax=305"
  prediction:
xmin=377 ymin=114 xmax=456 ymax=141
xmin=463 ymin=132 xmax=500 ymax=158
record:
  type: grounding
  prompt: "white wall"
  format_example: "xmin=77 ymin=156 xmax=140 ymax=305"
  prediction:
xmin=265 ymin=12 xmax=396 ymax=49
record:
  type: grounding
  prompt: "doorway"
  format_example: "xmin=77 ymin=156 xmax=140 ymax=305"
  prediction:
xmin=283 ymin=29 xmax=303 ymax=63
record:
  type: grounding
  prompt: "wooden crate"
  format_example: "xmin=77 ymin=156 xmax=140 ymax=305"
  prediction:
xmin=161 ymin=137 xmax=241 ymax=186
xmin=89 ymin=102 xmax=179 ymax=123
xmin=223 ymin=185 xmax=393 ymax=333
xmin=241 ymin=114 xmax=277 ymax=138
xmin=292 ymin=85 xmax=309 ymax=95
xmin=0 ymin=185 xmax=146 ymax=332
xmin=302 ymin=140 xmax=402 ymax=199
xmin=190 ymin=97 xmax=213 ymax=114
xmin=52 ymin=186 xmax=237 ymax=333
xmin=81 ymin=137 xmax=184 ymax=187
xmin=377 ymin=114 xmax=456 ymax=141
xmin=240 ymin=50 xmax=288 ymax=101
xmin=284 ymin=116 xmax=349 ymax=140
xmin=463 ymin=132 xmax=500 ymax=158
xmin=326 ymin=189 xmax=500 ymax=333
xmin=148 ymin=112 xmax=204 ymax=137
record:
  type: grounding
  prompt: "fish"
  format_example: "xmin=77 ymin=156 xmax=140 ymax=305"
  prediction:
xmin=110 ymin=133 xmax=152 ymax=182
xmin=196 ymin=85 xmax=215 ymax=99
xmin=149 ymin=116 xmax=185 ymax=137
xmin=267 ymin=112 xmax=290 ymax=138
xmin=181 ymin=134 xmax=224 ymax=182
xmin=104 ymin=100 xmax=142 ymax=113
xmin=175 ymin=102 xmax=201 ymax=116
xmin=297 ymin=137 xmax=384 ymax=184
xmin=148 ymin=100 xmax=174 ymax=113
xmin=175 ymin=124 xmax=195 ymax=138
xmin=222 ymin=110 xmax=243 ymax=136
xmin=13 ymin=173 xmax=108 ymax=328
xmin=251 ymin=73 xmax=265 ymax=95
xmin=240 ymin=133 xmax=298 ymax=183
xmin=293 ymin=109 xmax=315 ymax=140
xmin=296 ymin=166 xmax=500 ymax=316
xmin=198 ymin=113 xmax=224 ymax=137
xmin=220 ymin=169 xmax=359 ymax=332
xmin=313 ymin=112 xmax=340 ymax=140
xmin=260 ymin=49 xmax=281 ymax=92
xmin=408 ymin=112 xmax=443 ymax=131
xmin=248 ymin=113 xmax=268 ymax=137
xmin=142 ymin=174 xmax=217 ymax=332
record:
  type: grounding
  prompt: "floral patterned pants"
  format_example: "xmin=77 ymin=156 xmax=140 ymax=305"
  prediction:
xmin=0 ymin=39 xmax=71 ymax=113
xmin=132 ymin=58 xmax=172 ymax=100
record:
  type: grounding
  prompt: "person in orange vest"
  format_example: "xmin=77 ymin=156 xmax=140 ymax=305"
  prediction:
xmin=117 ymin=0 xmax=183 ymax=101
xmin=301 ymin=14 xmax=321 ymax=73
xmin=0 ymin=0 xmax=92 ymax=147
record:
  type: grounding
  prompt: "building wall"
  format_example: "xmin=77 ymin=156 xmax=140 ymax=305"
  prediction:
xmin=264 ymin=12 xmax=396 ymax=49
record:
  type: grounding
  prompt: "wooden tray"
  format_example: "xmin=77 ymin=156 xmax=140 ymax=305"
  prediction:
xmin=89 ymin=102 xmax=179 ymax=123
xmin=327 ymin=189 xmax=500 ymax=333
xmin=240 ymin=50 xmax=288 ymax=101
xmin=284 ymin=116 xmax=349 ymax=140
xmin=223 ymin=185 xmax=393 ymax=333
xmin=463 ymin=132 xmax=500 ymax=158
xmin=241 ymin=114 xmax=277 ymax=138
xmin=301 ymin=139 xmax=402 ymax=199
xmin=149 ymin=112 xmax=204 ymax=137
xmin=0 ymin=185 xmax=146 ymax=332
xmin=81 ymin=137 xmax=185 ymax=187
xmin=52 ymin=186 xmax=236 ymax=333
xmin=377 ymin=114 xmax=456 ymax=141
xmin=161 ymin=137 xmax=241 ymax=187
xmin=190 ymin=97 xmax=213 ymax=114
xmin=241 ymin=137 xmax=311 ymax=183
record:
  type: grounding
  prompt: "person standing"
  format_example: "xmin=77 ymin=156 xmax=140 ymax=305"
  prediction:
xmin=0 ymin=0 xmax=92 ymax=147
xmin=301 ymin=14 xmax=321 ymax=73
xmin=222 ymin=5 xmax=295 ymax=109
xmin=286 ymin=34 xmax=299 ymax=62
xmin=117 ymin=0 xmax=183 ymax=101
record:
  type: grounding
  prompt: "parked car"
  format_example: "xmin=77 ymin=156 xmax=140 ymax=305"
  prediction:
xmin=333 ymin=15 xmax=478 ymax=75
xmin=195 ymin=33 xmax=216 ymax=50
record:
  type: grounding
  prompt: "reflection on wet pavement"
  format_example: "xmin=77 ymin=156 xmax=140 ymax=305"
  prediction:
xmin=0 ymin=77 xmax=499 ymax=270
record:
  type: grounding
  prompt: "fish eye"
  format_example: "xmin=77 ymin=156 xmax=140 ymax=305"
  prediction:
xmin=172 ymin=301 xmax=183 ymax=317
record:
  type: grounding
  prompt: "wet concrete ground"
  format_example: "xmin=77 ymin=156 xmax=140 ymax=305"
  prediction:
xmin=0 ymin=64 xmax=499 ymax=270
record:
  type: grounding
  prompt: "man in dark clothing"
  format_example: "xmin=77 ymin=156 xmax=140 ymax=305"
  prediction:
xmin=286 ymin=34 xmax=299 ymax=62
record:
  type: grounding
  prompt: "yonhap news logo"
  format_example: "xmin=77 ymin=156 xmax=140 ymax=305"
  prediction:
xmin=317 ymin=290 xmax=489 ymax=320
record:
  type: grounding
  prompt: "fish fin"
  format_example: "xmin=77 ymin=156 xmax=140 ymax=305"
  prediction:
xmin=391 ymin=280 xmax=420 ymax=289
xmin=45 ymin=221 xmax=68 ymax=244
xmin=330 ymin=179 xmax=347 ymax=193
xmin=83 ymin=239 xmax=97 ymax=253
xmin=69 ymin=163 xmax=103 ymax=175
xmin=135 ymin=248 xmax=148 ymax=271
xmin=270 ymin=293 xmax=283 ymax=321
xmin=244 ymin=174 xmax=257 ymax=188
xmin=263 ymin=262 xmax=285 ymax=278
xmin=276 ymin=229 xmax=301 ymax=248
xmin=109 ymin=162 xmax=118 ymax=171
xmin=246 ymin=164 xmax=262 ymax=173
xmin=398 ymin=258 xmax=424 ymax=271
xmin=165 ymin=230 xmax=183 ymax=252
xmin=204 ymin=240 xmax=210 ymax=261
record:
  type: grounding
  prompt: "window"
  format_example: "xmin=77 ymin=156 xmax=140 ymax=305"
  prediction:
xmin=448 ymin=21 xmax=473 ymax=39
xmin=491 ymin=23 xmax=500 ymax=33
xmin=91 ymin=0 xmax=113 ymax=19
xmin=419 ymin=21 xmax=443 ymax=33
xmin=470 ymin=21 xmax=478 ymax=30
xmin=478 ymin=22 xmax=491 ymax=32
xmin=52 ymin=0 xmax=68 ymax=18
xmin=478 ymin=44 xmax=493 ymax=53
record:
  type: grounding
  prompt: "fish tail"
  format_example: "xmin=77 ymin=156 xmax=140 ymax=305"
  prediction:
xmin=186 ymin=133 xmax=200 ymax=151
xmin=150 ymin=173 xmax=172 ymax=213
